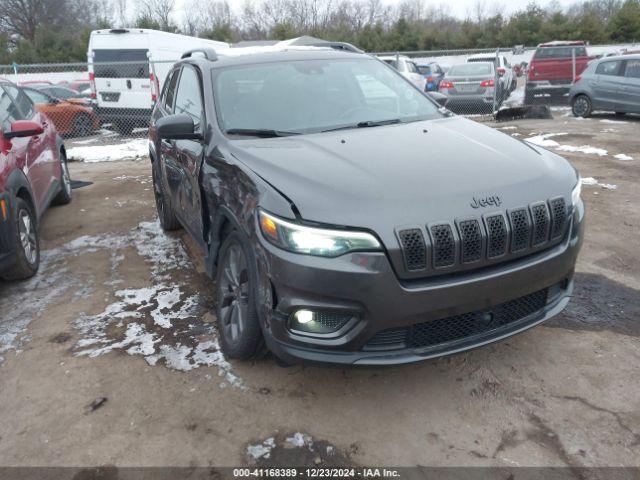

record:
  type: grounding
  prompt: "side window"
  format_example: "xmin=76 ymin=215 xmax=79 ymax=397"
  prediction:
xmin=4 ymin=85 xmax=34 ymax=118
xmin=0 ymin=87 xmax=23 ymax=130
xmin=596 ymin=61 xmax=622 ymax=76
xmin=22 ymin=89 xmax=50 ymax=105
xmin=162 ymin=69 xmax=180 ymax=111
xmin=624 ymin=60 xmax=640 ymax=79
xmin=173 ymin=67 xmax=203 ymax=129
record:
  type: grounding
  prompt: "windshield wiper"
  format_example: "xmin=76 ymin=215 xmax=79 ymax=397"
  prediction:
xmin=322 ymin=118 xmax=403 ymax=133
xmin=225 ymin=128 xmax=302 ymax=138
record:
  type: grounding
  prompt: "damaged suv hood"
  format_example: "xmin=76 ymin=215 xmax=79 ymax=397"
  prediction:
xmin=229 ymin=116 xmax=576 ymax=229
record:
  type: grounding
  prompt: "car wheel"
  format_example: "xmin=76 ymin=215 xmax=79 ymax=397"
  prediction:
xmin=215 ymin=231 xmax=263 ymax=360
xmin=73 ymin=113 xmax=93 ymax=137
xmin=572 ymin=95 xmax=592 ymax=118
xmin=151 ymin=159 xmax=180 ymax=231
xmin=1 ymin=197 xmax=40 ymax=280
xmin=52 ymin=150 xmax=72 ymax=205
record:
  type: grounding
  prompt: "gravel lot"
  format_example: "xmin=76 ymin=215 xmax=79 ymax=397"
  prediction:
xmin=0 ymin=111 xmax=639 ymax=469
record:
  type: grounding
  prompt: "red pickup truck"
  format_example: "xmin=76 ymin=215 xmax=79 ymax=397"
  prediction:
xmin=525 ymin=41 xmax=595 ymax=105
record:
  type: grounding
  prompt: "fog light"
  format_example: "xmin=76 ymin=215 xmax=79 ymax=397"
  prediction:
xmin=289 ymin=309 xmax=354 ymax=335
xmin=294 ymin=309 xmax=314 ymax=324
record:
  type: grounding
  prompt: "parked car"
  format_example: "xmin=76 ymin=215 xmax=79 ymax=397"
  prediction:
xmin=439 ymin=62 xmax=504 ymax=113
xmin=58 ymin=79 xmax=91 ymax=94
xmin=38 ymin=85 xmax=91 ymax=102
xmin=0 ymin=80 xmax=72 ymax=280
xmin=18 ymin=80 xmax=52 ymax=87
xmin=149 ymin=45 xmax=584 ymax=365
xmin=378 ymin=55 xmax=426 ymax=90
xmin=417 ymin=62 xmax=445 ymax=91
xmin=525 ymin=41 xmax=594 ymax=105
xmin=88 ymin=28 xmax=229 ymax=134
xmin=569 ymin=54 xmax=640 ymax=117
xmin=21 ymin=87 xmax=100 ymax=137
xmin=467 ymin=53 xmax=517 ymax=93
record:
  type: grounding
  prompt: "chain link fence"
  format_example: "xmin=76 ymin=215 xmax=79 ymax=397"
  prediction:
xmin=0 ymin=60 xmax=177 ymax=148
xmin=1 ymin=43 xmax=635 ymax=152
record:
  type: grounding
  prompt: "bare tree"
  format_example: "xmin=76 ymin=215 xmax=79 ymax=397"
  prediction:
xmin=136 ymin=0 xmax=175 ymax=30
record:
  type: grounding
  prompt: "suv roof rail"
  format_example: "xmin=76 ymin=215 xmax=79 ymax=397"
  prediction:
xmin=181 ymin=48 xmax=218 ymax=61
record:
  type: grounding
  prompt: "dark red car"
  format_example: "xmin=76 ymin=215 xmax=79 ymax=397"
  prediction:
xmin=0 ymin=79 xmax=72 ymax=280
xmin=525 ymin=41 xmax=595 ymax=105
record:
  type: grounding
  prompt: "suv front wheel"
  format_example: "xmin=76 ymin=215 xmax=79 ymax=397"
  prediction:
xmin=215 ymin=231 xmax=263 ymax=359
xmin=2 ymin=198 xmax=40 ymax=280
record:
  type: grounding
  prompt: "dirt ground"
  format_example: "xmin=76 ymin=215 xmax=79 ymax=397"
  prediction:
xmin=0 ymin=110 xmax=639 ymax=470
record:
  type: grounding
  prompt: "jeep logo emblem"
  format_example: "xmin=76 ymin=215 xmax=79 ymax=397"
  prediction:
xmin=470 ymin=195 xmax=502 ymax=209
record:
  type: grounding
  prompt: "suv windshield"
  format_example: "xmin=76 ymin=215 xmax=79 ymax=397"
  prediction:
xmin=213 ymin=58 xmax=443 ymax=135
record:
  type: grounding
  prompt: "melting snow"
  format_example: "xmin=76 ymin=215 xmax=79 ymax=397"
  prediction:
xmin=582 ymin=177 xmax=618 ymax=190
xmin=67 ymin=139 xmax=148 ymax=163
xmin=525 ymin=133 xmax=634 ymax=161
xmin=614 ymin=154 xmax=633 ymax=161
xmin=600 ymin=119 xmax=629 ymax=124
xmin=247 ymin=437 xmax=276 ymax=459
xmin=525 ymin=133 xmax=568 ymax=148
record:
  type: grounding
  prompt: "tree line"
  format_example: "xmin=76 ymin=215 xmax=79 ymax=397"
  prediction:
xmin=1 ymin=0 xmax=639 ymax=64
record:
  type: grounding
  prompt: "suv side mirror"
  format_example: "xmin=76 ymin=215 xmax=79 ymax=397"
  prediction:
xmin=4 ymin=120 xmax=44 ymax=139
xmin=156 ymin=114 xmax=202 ymax=140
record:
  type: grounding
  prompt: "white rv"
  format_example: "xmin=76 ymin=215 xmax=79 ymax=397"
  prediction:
xmin=87 ymin=29 xmax=228 ymax=134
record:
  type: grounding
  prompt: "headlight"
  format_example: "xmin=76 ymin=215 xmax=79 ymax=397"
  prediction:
xmin=571 ymin=176 xmax=582 ymax=206
xmin=258 ymin=209 xmax=381 ymax=257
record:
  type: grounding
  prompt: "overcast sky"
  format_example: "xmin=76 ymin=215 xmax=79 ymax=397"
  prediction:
xmin=173 ymin=0 xmax=589 ymax=20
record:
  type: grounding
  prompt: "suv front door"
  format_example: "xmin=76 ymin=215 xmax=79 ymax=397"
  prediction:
xmin=170 ymin=65 xmax=205 ymax=241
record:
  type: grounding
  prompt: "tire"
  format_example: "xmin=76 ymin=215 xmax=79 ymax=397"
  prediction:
xmin=52 ymin=150 xmax=72 ymax=206
xmin=114 ymin=121 xmax=133 ymax=136
xmin=1 ymin=197 xmax=40 ymax=280
xmin=572 ymin=95 xmax=592 ymax=118
xmin=215 ymin=230 xmax=264 ymax=360
xmin=151 ymin=159 xmax=180 ymax=231
xmin=73 ymin=113 xmax=93 ymax=137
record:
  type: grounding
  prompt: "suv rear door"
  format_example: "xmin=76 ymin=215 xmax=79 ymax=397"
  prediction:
xmin=92 ymin=49 xmax=151 ymax=111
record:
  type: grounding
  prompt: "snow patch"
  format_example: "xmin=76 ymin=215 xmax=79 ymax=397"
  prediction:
xmin=582 ymin=177 xmax=618 ymax=190
xmin=247 ymin=437 xmax=276 ymax=459
xmin=67 ymin=139 xmax=148 ymax=163
xmin=614 ymin=154 xmax=633 ymax=161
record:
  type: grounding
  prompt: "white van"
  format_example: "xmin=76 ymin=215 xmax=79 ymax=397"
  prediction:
xmin=88 ymin=29 xmax=228 ymax=134
xmin=377 ymin=55 xmax=426 ymax=91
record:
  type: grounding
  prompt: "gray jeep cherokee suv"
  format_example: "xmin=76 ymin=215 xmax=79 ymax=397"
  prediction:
xmin=149 ymin=44 xmax=584 ymax=366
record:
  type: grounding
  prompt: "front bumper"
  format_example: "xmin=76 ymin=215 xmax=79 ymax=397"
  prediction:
xmin=525 ymin=82 xmax=572 ymax=105
xmin=259 ymin=205 xmax=585 ymax=366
